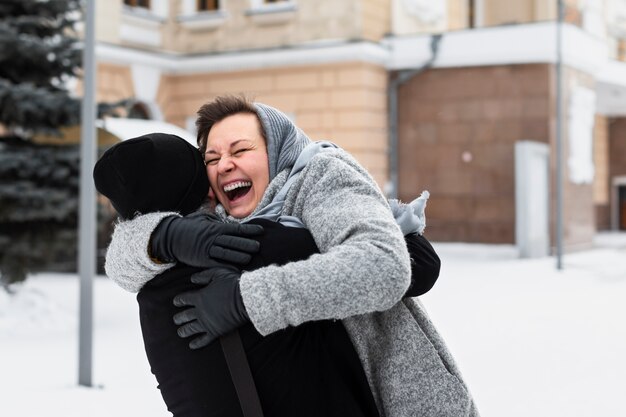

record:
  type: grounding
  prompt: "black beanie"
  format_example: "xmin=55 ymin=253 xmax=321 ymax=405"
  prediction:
xmin=93 ymin=133 xmax=209 ymax=219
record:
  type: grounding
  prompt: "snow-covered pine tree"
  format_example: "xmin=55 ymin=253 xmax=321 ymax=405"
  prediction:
xmin=0 ymin=0 xmax=115 ymax=289
xmin=0 ymin=0 xmax=82 ymax=136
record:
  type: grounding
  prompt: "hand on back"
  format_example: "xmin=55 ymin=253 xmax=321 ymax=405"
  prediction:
xmin=150 ymin=212 xmax=264 ymax=267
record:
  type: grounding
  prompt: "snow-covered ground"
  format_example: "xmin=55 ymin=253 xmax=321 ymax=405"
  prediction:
xmin=1 ymin=233 xmax=625 ymax=417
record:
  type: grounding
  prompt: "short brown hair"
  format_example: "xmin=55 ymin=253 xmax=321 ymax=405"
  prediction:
xmin=196 ymin=95 xmax=263 ymax=154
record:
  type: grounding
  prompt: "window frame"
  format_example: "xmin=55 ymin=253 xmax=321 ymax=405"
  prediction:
xmin=178 ymin=0 xmax=227 ymax=31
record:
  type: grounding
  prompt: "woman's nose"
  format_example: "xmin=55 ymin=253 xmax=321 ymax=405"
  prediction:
xmin=216 ymin=155 xmax=234 ymax=173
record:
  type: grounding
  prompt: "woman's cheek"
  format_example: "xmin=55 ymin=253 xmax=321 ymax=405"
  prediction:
xmin=207 ymin=187 xmax=217 ymax=210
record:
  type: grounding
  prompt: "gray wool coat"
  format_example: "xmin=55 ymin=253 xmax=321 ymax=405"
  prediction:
xmin=105 ymin=148 xmax=479 ymax=417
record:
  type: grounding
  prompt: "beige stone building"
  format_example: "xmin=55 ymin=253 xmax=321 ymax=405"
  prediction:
xmin=94 ymin=0 xmax=626 ymax=251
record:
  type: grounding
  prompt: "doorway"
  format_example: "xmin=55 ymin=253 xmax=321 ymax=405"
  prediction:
xmin=613 ymin=177 xmax=626 ymax=231
xmin=617 ymin=185 xmax=626 ymax=230
xmin=515 ymin=141 xmax=550 ymax=257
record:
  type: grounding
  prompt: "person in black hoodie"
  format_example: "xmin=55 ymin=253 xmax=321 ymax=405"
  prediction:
xmin=93 ymin=133 xmax=440 ymax=417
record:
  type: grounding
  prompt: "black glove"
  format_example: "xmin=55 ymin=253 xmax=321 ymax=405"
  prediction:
xmin=150 ymin=212 xmax=263 ymax=267
xmin=173 ymin=266 xmax=250 ymax=349
xmin=404 ymin=233 xmax=441 ymax=298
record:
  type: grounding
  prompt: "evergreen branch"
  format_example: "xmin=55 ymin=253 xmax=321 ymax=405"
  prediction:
xmin=0 ymin=79 xmax=80 ymax=136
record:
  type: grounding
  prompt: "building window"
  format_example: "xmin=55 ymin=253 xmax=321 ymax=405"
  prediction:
xmin=178 ymin=0 xmax=226 ymax=30
xmin=197 ymin=0 xmax=219 ymax=11
xmin=124 ymin=0 xmax=151 ymax=9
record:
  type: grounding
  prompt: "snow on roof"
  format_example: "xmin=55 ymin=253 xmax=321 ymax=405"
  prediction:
xmin=99 ymin=118 xmax=197 ymax=148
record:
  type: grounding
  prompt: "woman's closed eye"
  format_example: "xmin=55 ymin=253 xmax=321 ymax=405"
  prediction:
xmin=205 ymin=156 xmax=221 ymax=166
xmin=204 ymin=146 xmax=254 ymax=165
xmin=232 ymin=147 xmax=252 ymax=157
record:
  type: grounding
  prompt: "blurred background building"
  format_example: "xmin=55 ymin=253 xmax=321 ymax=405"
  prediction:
xmin=90 ymin=0 xmax=626 ymax=252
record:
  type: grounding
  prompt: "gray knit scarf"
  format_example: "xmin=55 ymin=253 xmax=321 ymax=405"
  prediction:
xmin=250 ymin=140 xmax=338 ymax=228
xmin=216 ymin=102 xmax=428 ymax=234
xmin=254 ymin=102 xmax=311 ymax=181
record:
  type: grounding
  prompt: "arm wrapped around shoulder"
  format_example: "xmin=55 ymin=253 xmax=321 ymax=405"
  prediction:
xmin=240 ymin=149 xmax=411 ymax=335
xmin=104 ymin=211 xmax=177 ymax=292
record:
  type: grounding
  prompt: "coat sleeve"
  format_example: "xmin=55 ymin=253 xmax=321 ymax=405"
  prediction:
xmin=239 ymin=151 xmax=412 ymax=335
xmin=403 ymin=233 xmax=440 ymax=298
xmin=104 ymin=211 xmax=177 ymax=292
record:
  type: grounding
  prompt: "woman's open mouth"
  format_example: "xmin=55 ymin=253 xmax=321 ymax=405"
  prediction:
xmin=223 ymin=181 xmax=252 ymax=202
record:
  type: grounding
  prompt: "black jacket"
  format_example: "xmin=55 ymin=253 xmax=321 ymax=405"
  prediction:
xmin=137 ymin=220 xmax=439 ymax=417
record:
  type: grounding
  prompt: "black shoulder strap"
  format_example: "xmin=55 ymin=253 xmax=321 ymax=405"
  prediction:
xmin=220 ymin=331 xmax=265 ymax=417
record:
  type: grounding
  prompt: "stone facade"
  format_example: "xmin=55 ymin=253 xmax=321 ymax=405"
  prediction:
xmin=361 ymin=0 xmax=391 ymax=41
xmin=157 ymin=61 xmax=389 ymax=184
xmin=103 ymin=0 xmax=393 ymax=53
xmin=397 ymin=64 xmax=551 ymax=243
xmin=397 ymin=63 xmax=601 ymax=248
xmin=98 ymin=63 xmax=135 ymax=103
xmin=169 ymin=0 xmax=363 ymax=53
xmin=88 ymin=0 xmax=626 ymax=246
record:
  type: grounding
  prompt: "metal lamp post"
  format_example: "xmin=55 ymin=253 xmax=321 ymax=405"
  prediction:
xmin=555 ymin=0 xmax=564 ymax=270
xmin=78 ymin=0 xmax=97 ymax=387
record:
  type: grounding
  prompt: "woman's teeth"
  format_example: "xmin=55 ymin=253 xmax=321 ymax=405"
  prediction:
xmin=223 ymin=181 xmax=251 ymax=192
